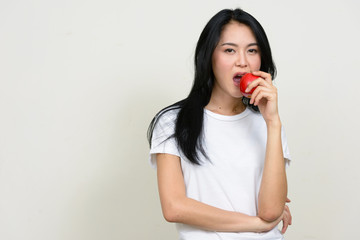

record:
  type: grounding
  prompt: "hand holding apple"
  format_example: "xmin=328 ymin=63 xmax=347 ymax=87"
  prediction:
xmin=239 ymin=73 xmax=259 ymax=98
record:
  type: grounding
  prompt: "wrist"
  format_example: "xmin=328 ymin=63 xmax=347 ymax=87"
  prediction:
xmin=254 ymin=216 xmax=270 ymax=233
xmin=266 ymin=117 xmax=281 ymax=129
xmin=255 ymin=216 xmax=280 ymax=233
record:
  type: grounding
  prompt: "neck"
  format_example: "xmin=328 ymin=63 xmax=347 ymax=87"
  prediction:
xmin=205 ymin=96 xmax=246 ymax=116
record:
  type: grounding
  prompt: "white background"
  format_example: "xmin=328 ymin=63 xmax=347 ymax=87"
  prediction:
xmin=1 ymin=0 xmax=359 ymax=239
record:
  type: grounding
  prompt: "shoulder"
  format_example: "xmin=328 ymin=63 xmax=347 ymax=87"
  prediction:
xmin=154 ymin=108 xmax=180 ymax=127
xmin=150 ymin=107 xmax=180 ymax=140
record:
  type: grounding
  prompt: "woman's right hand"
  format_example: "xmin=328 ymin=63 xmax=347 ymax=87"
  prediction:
xmin=280 ymin=198 xmax=292 ymax=234
xmin=257 ymin=213 xmax=283 ymax=233
xmin=258 ymin=198 xmax=292 ymax=233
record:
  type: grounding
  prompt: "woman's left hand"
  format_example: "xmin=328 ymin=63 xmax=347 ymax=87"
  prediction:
xmin=245 ymin=71 xmax=279 ymax=124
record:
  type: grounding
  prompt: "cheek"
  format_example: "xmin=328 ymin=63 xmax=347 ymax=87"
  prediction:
xmin=212 ymin=52 xmax=235 ymax=80
xmin=213 ymin=56 xmax=233 ymax=71
xmin=249 ymin=56 xmax=261 ymax=70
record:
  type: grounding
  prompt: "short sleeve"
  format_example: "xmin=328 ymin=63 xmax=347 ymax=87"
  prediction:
xmin=281 ymin=126 xmax=292 ymax=167
xmin=149 ymin=110 xmax=180 ymax=169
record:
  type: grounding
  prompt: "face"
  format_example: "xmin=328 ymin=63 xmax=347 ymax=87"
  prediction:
xmin=211 ymin=21 xmax=261 ymax=99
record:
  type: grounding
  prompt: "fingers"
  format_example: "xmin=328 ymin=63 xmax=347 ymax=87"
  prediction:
xmin=245 ymin=71 xmax=272 ymax=93
xmin=247 ymin=83 xmax=277 ymax=106
xmin=285 ymin=205 xmax=292 ymax=225
xmin=250 ymin=86 xmax=276 ymax=106
xmin=284 ymin=198 xmax=292 ymax=225
xmin=287 ymin=205 xmax=292 ymax=226
xmin=281 ymin=211 xmax=289 ymax=233
xmin=244 ymin=71 xmax=276 ymax=106
xmin=245 ymin=76 xmax=272 ymax=94
xmin=251 ymin=71 xmax=272 ymax=84
xmin=281 ymin=205 xmax=292 ymax=234
xmin=281 ymin=222 xmax=289 ymax=234
xmin=281 ymin=221 xmax=289 ymax=234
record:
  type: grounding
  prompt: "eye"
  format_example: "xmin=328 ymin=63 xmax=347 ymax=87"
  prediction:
xmin=225 ymin=48 xmax=235 ymax=54
xmin=248 ymin=48 xmax=258 ymax=54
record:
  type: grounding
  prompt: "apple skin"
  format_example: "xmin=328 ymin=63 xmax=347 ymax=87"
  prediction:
xmin=239 ymin=73 xmax=259 ymax=98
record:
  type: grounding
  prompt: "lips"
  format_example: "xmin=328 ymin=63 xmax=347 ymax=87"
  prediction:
xmin=233 ymin=72 xmax=247 ymax=86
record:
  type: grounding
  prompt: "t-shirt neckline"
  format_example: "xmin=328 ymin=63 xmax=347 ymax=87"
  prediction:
xmin=204 ymin=107 xmax=252 ymax=121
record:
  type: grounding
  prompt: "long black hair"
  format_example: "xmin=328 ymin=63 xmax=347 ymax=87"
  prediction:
xmin=148 ymin=8 xmax=276 ymax=165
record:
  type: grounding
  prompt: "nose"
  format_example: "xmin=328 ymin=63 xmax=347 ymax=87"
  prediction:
xmin=235 ymin=51 xmax=248 ymax=68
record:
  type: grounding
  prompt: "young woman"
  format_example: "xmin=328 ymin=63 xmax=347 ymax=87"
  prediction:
xmin=148 ymin=8 xmax=292 ymax=240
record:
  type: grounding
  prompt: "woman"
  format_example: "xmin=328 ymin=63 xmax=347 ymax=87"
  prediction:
xmin=148 ymin=8 xmax=292 ymax=240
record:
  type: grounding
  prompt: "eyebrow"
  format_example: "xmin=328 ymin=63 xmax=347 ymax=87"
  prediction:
xmin=220 ymin=42 xmax=258 ymax=47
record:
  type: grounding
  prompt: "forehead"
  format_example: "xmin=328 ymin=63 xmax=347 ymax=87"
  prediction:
xmin=219 ymin=21 xmax=257 ymax=44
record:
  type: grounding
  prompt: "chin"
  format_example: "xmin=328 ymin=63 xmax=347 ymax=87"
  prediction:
xmin=231 ymin=93 xmax=243 ymax=99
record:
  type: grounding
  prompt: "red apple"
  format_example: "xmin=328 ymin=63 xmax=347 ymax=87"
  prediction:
xmin=239 ymin=73 xmax=258 ymax=98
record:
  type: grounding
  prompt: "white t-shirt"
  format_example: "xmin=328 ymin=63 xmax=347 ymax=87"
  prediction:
xmin=150 ymin=107 xmax=291 ymax=240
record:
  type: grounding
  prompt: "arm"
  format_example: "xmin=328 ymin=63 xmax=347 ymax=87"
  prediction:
xmin=156 ymin=153 xmax=282 ymax=232
xmin=258 ymin=121 xmax=287 ymax=221
xmin=247 ymin=71 xmax=288 ymax=222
